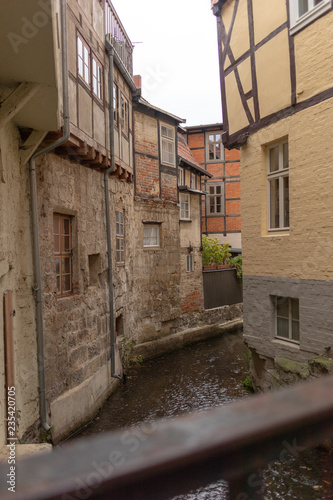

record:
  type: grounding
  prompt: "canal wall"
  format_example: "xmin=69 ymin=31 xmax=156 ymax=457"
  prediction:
xmin=132 ymin=303 xmax=243 ymax=360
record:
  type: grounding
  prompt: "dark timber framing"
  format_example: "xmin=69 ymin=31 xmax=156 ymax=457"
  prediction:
xmin=215 ymin=0 xmax=333 ymax=149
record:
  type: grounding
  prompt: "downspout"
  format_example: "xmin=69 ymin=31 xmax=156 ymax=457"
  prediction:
xmin=29 ymin=0 xmax=70 ymax=431
xmin=105 ymin=48 xmax=121 ymax=379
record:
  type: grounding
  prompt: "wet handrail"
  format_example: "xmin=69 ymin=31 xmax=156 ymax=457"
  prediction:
xmin=1 ymin=373 xmax=333 ymax=500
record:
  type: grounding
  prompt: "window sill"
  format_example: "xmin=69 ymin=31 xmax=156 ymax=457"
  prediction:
xmin=180 ymin=218 xmax=192 ymax=223
xmin=263 ymin=230 xmax=289 ymax=237
xmin=273 ymin=338 xmax=300 ymax=349
xmin=143 ymin=246 xmax=161 ymax=251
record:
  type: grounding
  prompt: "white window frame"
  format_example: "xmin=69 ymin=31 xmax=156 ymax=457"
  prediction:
xmin=120 ymin=94 xmax=129 ymax=135
xmin=77 ymin=34 xmax=90 ymax=86
xmin=143 ymin=224 xmax=160 ymax=248
xmin=180 ymin=193 xmax=190 ymax=220
xmin=116 ymin=210 xmax=124 ymax=264
xmin=289 ymin=0 xmax=332 ymax=35
xmin=92 ymin=57 xmax=103 ymax=100
xmin=267 ymin=140 xmax=289 ymax=231
xmin=160 ymin=123 xmax=175 ymax=166
xmin=186 ymin=254 xmax=194 ymax=273
xmin=273 ymin=296 xmax=300 ymax=344
xmin=178 ymin=167 xmax=185 ymax=186
xmin=206 ymin=132 xmax=224 ymax=162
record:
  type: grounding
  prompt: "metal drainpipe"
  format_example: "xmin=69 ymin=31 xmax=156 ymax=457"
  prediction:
xmin=29 ymin=0 xmax=70 ymax=431
xmin=106 ymin=48 xmax=121 ymax=380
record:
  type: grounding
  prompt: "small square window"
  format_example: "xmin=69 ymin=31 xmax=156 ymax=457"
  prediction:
xmin=54 ymin=213 xmax=73 ymax=296
xmin=121 ymin=95 xmax=129 ymax=135
xmin=116 ymin=210 xmax=125 ymax=264
xmin=143 ymin=225 xmax=160 ymax=247
xmin=92 ymin=57 xmax=103 ymax=100
xmin=273 ymin=296 xmax=300 ymax=343
xmin=206 ymin=132 xmax=224 ymax=162
xmin=160 ymin=123 xmax=175 ymax=166
xmin=186 ymin=254 xmax=194 ymax=273
xmin=77 ymin=34 xmax=90 ymax=86
xmin=267 ymin=140 xmax=289 ymax=230
xmin=178 ymin=167 xmax=185 ymax=186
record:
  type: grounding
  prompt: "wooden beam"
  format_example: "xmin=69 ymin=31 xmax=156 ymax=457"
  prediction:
xmin=20 ymin=130 xmax=47 ymax=165
xmin=0 ymin=83 xmax=41 ymax=130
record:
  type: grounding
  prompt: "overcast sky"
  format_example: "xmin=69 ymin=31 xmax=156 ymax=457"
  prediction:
xmin=111 ymin=0 xmax=222 ymax=127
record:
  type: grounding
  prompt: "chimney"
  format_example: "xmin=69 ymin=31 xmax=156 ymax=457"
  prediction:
xmin=134 ymin=75 xmax=142 ymax=90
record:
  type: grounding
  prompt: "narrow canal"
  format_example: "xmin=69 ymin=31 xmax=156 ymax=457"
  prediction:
xmin=67 ymin=331 xmax=333 ymax=499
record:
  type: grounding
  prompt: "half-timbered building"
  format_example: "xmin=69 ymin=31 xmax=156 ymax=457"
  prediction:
xmin=213 ymin=0 xmax=333 ymax=389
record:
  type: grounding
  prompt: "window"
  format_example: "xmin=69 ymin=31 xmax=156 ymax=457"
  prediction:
xmin=273 ymin=296 xmax=300 ymax=343
xmin=289 ymin=0 xmax=331 ymax=34
xmin=77 ymin=34 xmax=90 ymax=85
xmin=178 ymin=167 xmax=185 ymax=186
xmin=120 ymin=95 xmax=129 ymax=135
xmin=92 ymin=57 xmax=102 ymax=100
xmin=186 ymin=255 xmax=194 ymax=273
xmin=267 ymin=141 xmax=289 ymax=230
xmin=180 ymin=193 xmax=190 ymax=220
xmin=116 ymin=210 xmax=124 ymax=264
xmin=207 ymin=183 xmax=223 ymax=215
xmin=190 ymin=172 xmax=197 ymax=190
xmin=160 ymin=124 xmax=175 ymax=166
xmin=143 ymin=225 xmax=160 ymax=247
xmin=113 ymin=84 xmax=118 ymax=123
xmin=53 ymin=214 xmax=72 ymax=296
xmin=207 ymin=133 xmax=223 ymax=161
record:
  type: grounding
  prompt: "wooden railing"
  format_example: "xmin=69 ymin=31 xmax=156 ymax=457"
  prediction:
xmin=1 ymin=373 xmax=333 ymax=500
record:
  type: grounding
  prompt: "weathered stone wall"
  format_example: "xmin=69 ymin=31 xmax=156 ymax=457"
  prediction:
xmin=36 ymin=152 xmax=135 ymax=440
xmin=0 ymin=123 xmax=39 ymax=444
xmin=132 ymin=197 xmax=181 ymax=343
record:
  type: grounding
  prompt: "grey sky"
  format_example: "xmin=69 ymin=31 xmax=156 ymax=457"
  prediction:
xmin=111 ymin=0 xmax=222 ymax=127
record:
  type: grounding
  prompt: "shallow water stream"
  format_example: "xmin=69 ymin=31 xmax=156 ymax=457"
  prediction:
xmin=69 ymin=331 xmax=333 ymax=499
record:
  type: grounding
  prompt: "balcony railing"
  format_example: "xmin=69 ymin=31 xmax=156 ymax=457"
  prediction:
xmin=105 ymin=0 xmax=133 ymax=76
xmin=1 ymin=373 xmax=333 ymax=500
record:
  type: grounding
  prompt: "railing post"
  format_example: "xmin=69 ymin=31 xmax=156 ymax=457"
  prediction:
xmin=228 ymin=471 xmax=265 ymax=500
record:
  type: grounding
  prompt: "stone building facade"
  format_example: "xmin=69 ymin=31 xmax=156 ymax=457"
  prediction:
xmin=213 ymin=0 xmax=333 ymax=390
xmin=0 ymin=0 xmax=243 ymax=447
xmin=185 ymin=124 xmax=241 ymax=251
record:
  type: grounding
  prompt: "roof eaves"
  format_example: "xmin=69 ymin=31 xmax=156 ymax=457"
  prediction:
xmin=178 ymin=156 xmax=213 ymax=177
xmin=135 ymin=97 xmax=185 ymax=123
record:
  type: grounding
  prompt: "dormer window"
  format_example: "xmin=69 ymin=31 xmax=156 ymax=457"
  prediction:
xmin=160 ymin=123 xmax=175 ymax=166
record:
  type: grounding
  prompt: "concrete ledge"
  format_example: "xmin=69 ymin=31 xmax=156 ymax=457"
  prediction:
xmin=134 ymin=318 xmax=243 ymax=360
xmin=0 ymin=444 xmax=52 ymax=463
xmin=50 ymin=362 xmax=121 ymax=443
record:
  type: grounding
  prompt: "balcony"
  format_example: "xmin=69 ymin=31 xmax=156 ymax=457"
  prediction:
xmin=105 ymin=0 xmax=133 ymax=79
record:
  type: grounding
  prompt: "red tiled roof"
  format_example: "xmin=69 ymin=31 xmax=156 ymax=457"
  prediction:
xmin=177 ymin=132 xmax=201 ymax=168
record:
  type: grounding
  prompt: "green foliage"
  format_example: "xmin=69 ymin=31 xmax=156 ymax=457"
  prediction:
xmin=230 ymin=255 xmax=242 ymax=281
xmin=121 ymin=337 xmax=143 ymax=368
xmin=242 ymin=374 xmax=254 ymax=392
xmin=201 ymin=235 xmax=231 ymax=267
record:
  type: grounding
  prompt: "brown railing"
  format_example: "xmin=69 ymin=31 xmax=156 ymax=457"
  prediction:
xmin=105 ymin=0 xmax=133 ymax=76
xmin=1 ymin=373 xmax=333 ymax=499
